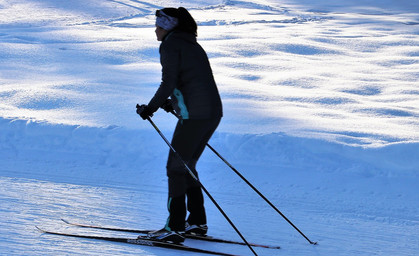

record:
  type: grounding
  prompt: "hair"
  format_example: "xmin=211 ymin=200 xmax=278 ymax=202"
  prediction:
xmin=157 ymin=7 xmax=198 ymax=36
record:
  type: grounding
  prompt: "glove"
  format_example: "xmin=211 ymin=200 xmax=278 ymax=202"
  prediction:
xmin=160 ymin=99 xmax=174 ymax=113
xmin=136 ymin=104 xmax=153 ymax=120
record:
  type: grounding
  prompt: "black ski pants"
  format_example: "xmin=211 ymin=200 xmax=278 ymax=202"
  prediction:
xmin=165 ymin=117 xmax=221 ymax=231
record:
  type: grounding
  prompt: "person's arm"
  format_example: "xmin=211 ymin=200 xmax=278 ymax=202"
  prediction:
xmin=147 ymin=40 xmax=180 ymax=112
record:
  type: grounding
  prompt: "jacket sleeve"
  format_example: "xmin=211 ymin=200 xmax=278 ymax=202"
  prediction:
xmin=147 ymin=40 xmax=180 ymax=113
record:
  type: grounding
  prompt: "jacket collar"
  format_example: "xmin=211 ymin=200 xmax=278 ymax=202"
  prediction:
xmin=163 ymin=30 xmax=196 ymax=43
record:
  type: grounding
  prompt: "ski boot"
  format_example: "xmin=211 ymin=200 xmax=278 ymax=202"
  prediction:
xmin=145 ymin=228 xmax=185 ymax=244
xmin=185 ymin=222 xmax=208 ymax=236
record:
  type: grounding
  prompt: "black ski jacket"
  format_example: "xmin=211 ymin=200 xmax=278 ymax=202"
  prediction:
xmin=148 ymin=31 xmax=222 ymax=119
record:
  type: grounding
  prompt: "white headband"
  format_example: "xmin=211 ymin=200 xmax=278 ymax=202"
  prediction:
xmin=156 ymin=10 xmax=178 ymax=31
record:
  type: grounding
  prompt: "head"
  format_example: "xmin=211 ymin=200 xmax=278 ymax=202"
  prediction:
xmin=155 ymin=7 xmax=197 ymax=41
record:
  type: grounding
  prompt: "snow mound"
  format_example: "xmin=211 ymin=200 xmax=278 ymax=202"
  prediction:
xmin=1 ymin=118 xmax=417 ymax=185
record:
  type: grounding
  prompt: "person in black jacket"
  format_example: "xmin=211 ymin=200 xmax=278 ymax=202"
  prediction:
xmin=137 ymin=7 xmax=222 ymax=243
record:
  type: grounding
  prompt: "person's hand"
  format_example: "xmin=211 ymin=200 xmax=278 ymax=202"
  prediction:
xmin=161 ymin=99 xmax=174 ymax=113
xmin=136 ymin=104 xmax=153 ymax=120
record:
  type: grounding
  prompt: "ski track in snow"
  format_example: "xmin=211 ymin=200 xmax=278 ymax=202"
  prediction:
xmin=0 ymin=0 xmax=418 ymax=255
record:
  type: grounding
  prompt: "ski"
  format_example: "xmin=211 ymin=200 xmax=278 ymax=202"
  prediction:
xmin=36 ymin=226 xmax=239 ymax=256
xmin=61 ymin=219 xmax=280 ymax=249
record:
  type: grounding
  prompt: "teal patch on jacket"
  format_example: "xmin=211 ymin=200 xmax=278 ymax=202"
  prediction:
xmin=173 ymin=88 xmax=189 ymax=119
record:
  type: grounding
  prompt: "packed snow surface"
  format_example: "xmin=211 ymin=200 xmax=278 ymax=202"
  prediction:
xmin=0 ymin=0 xmax=418 ymax=256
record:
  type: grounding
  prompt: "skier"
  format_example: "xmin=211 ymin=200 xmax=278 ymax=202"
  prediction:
xmin=136 ymin=7 xmax=223 ymax=243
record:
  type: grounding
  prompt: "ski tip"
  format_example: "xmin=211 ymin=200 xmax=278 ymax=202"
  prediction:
xmin=61 ymin=218 xmax=70 ymax=224
xmin=35 ymin=226 xmax=45 ymax=233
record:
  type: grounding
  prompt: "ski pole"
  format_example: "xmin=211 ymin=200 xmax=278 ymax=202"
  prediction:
xmin=206 ymin=143 xmax=317 ymax=245
xmin=168 ymin=110 xmax=317 ymax=245
xmin=143 ymin=114 xmax=258 ymax=256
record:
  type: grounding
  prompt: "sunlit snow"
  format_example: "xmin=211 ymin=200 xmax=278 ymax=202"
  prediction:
xmin=0 ymin=1 xmax=418 ymax=256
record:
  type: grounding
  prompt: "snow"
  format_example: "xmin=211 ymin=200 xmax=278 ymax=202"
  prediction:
xmin=0 ymin=0 xmax=418 ymax=255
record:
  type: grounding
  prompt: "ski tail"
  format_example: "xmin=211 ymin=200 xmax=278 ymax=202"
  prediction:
xmin=61 ymin=219 xmax=152 ymax=234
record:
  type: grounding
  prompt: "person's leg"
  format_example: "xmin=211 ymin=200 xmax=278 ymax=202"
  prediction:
xmin=185 ymin=117 xmax=221 ymax=227
xmin=166 ymin=118 xmax=221 ymax=231
xmin=186 ymin=186 xmax=206 ymax=225
xmin=165 ymin=194 xmax=186 ymax=231
xmin=165 ymin=119 xmax=212 ymax=231
xmin=165 ymin=121 xmax=188 ymax=232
